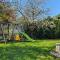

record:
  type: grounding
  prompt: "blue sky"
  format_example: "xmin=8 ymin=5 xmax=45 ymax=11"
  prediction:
xmin=21 ymin=0 xmax=60 ymax=16
xmin=7 ymin=0 xmax=60 ymax=16
xmin=46 ymin=0 xmax=60 ymax=16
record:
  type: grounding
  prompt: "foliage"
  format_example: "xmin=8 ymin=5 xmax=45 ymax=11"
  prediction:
xmin=0 ymin=3 xmax=16 ymax=22
xmin=20 ymin=15 xmax=60 ymax=39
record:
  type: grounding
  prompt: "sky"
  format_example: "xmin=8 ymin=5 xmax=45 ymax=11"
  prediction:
xmin=3 ymin=0 xmax=60 ymax=16
xmin=21 ymin=0 xmax=60 ymax=16
xmin=46 ymin=0 xmax=60 ymax=16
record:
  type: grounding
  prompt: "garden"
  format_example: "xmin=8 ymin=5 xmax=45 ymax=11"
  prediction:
xmin=0 ymin=0 xmax=60 ymax=60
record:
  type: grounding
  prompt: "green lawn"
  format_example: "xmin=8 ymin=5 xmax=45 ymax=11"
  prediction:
xmin=0 ymin=40 xmax=60 ymax=60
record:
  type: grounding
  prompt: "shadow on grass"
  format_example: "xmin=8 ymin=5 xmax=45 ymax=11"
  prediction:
xmin=0 ymin=45 xmax=57 ymax=60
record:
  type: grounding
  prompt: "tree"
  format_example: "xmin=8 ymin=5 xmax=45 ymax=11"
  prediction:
xmin=23 ymin=0 xmax=48 ymax=21
xmin=54 ymin=14 xmax=60 ymax=38
xmin=0 ymin=2 xmax=16 ymax=43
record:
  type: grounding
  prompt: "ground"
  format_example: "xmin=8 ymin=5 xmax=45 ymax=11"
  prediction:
xmin=0 ymin=40 xmax=60 ymax=60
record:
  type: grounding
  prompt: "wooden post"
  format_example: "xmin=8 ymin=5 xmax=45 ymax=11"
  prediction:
xmin=56 ymin=43 xmax=60 ymax=53
xmin=1 ymin=24 xmax=6 ymax=44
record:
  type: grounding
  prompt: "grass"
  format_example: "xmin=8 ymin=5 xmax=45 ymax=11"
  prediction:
xmin=0 ymin=40 xmax=60 ymax=60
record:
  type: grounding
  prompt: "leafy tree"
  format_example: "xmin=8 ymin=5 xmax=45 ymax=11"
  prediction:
xmin=0 ymin=2 xmax=16 ymax=42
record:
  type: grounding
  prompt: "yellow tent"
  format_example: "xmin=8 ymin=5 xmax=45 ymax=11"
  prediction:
xmin=14 ymin=34 xmax=21 ymax=41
